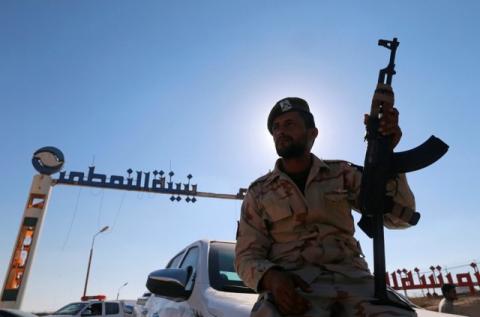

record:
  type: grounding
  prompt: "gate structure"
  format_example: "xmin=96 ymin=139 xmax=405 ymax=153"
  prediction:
xmin=0 ymin=147 xmax=245 ymax=309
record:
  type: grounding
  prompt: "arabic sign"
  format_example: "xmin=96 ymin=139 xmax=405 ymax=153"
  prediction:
xmin=31 ymin=146 xmax=246 ymax=202
xmin=387 ymin=263 xmax=480 ymax=295
xmin=55 ymin=166 xmax=198 ymax=202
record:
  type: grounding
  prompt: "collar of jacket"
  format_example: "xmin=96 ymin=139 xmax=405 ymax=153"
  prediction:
xmin=263 ymin=153 xmax=330 ymax=186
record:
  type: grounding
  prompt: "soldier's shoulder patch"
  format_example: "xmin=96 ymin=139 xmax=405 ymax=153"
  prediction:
xmin=323 ymin=158 xmax=347 ymax=163
xmin=323 ymin=159 xmax=363 ymax=171
xmin=323 ymin=159 xmax=349 ymax=167
xmin=348 ymin=162 xmax=363 ymax=172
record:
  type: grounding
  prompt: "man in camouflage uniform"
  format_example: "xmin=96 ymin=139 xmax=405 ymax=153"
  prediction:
xmin=235 ymin=92 xmax=418 ymax=316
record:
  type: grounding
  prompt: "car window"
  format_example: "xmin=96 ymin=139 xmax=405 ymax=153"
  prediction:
xmin=166 ymin=251 xmax=184 ymax=268
xmin=208 ymin=242 xmax=255 ymax=294
xmin=179 ymin=246 xmax=199 ymax=291
xmin=54 ymin=303 xmax=87 ymax=315
xmin=105 ymin=303 xmax=119 ymax=315
xmin=87 ymin=303 xmax=102 ymax=316
xmin=123 ymin=305 xmax=133 ymax=315
xmin=179 ymin=247 xmax=198 ymax=270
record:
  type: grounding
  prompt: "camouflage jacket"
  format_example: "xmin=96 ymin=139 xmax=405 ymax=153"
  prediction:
xmin=235 ymin=154 xmax=416 ymax=291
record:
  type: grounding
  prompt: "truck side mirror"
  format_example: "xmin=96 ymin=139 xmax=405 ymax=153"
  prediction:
xmin=146 ymin=267 xmax=193 ymax=301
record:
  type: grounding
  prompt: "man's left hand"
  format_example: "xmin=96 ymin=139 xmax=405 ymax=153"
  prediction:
xmin=364 ymin=107 xmax=402 ymax=149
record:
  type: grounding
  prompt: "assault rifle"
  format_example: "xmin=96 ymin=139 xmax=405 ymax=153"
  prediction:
xmin=358 ymin=38 xmax=449 ymax=309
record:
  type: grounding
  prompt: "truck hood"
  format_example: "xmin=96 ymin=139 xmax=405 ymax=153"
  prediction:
xmin=202 ymin=288 xmax=466 ymax=317
xmin=414 ymin=309 xmax=466 ymax=317
xmin=204 ymin=287 xmax=257 ymax=317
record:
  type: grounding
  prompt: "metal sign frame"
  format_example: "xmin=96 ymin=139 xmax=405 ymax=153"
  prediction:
xmin=0 ymin=147 xmax=245 ymax=309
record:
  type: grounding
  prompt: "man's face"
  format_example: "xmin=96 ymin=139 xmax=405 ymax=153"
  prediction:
xmin=271 ymin=111 xmax=317 ymax=159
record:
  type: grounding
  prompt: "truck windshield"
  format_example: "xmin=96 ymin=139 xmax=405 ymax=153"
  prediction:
xmin=208 ymin=242 xmax=255 ymax=294
xmin=54 ymin=302 xmax=87 ymax=315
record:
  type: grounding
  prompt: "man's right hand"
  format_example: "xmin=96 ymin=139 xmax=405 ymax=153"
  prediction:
xmin=261 ymin=268 xmax=313 ymax=316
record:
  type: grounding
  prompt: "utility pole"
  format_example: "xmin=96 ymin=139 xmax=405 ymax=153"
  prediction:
xmin=83 ymin=226 xmax=109 ymax=298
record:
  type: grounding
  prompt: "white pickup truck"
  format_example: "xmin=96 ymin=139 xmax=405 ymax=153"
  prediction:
xmin=143 ymin=240 xmax=465 ymax=317
xmin=47 ymin=299 xmax=133 ymax=317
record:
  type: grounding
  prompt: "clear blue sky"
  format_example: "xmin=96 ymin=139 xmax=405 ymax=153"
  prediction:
xmin=1 ymin=0 xmax=479 ymax=312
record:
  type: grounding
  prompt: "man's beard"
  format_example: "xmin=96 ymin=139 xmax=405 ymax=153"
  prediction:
xmin=275 ymin=135 xmax=308 ymax=159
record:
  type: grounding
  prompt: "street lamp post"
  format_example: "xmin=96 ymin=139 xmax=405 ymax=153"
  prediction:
xmin=82 ymin=226 xmax=109 ymax=298
xmin=116 ymin=282 xmax=128 ymax=300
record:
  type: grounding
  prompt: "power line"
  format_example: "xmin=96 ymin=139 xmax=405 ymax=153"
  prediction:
xmin=61 ymin=188 xmax=82 ymax=251
xmin=110 ymin=191 xmax=126 ymax=232
xmin=96 ymin=189 xmax=105 ymax=228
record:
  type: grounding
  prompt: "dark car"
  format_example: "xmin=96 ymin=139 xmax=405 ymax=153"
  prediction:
xmin=0 ymin=309 xmax=38 ymax=317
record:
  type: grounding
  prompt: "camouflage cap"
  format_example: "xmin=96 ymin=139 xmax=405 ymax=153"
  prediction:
xmin=267 ymin=97 xmax=314 ymax=133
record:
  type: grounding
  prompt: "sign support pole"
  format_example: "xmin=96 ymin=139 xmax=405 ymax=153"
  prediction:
xmin=0 ymin=175 xmax=53 ymax=309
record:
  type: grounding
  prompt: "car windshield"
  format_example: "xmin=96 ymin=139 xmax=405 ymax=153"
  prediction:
xmin=54 ymin=303 xmax=87 ymax=315
xmin=208 ymin=242 xmax=255 ymax=294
